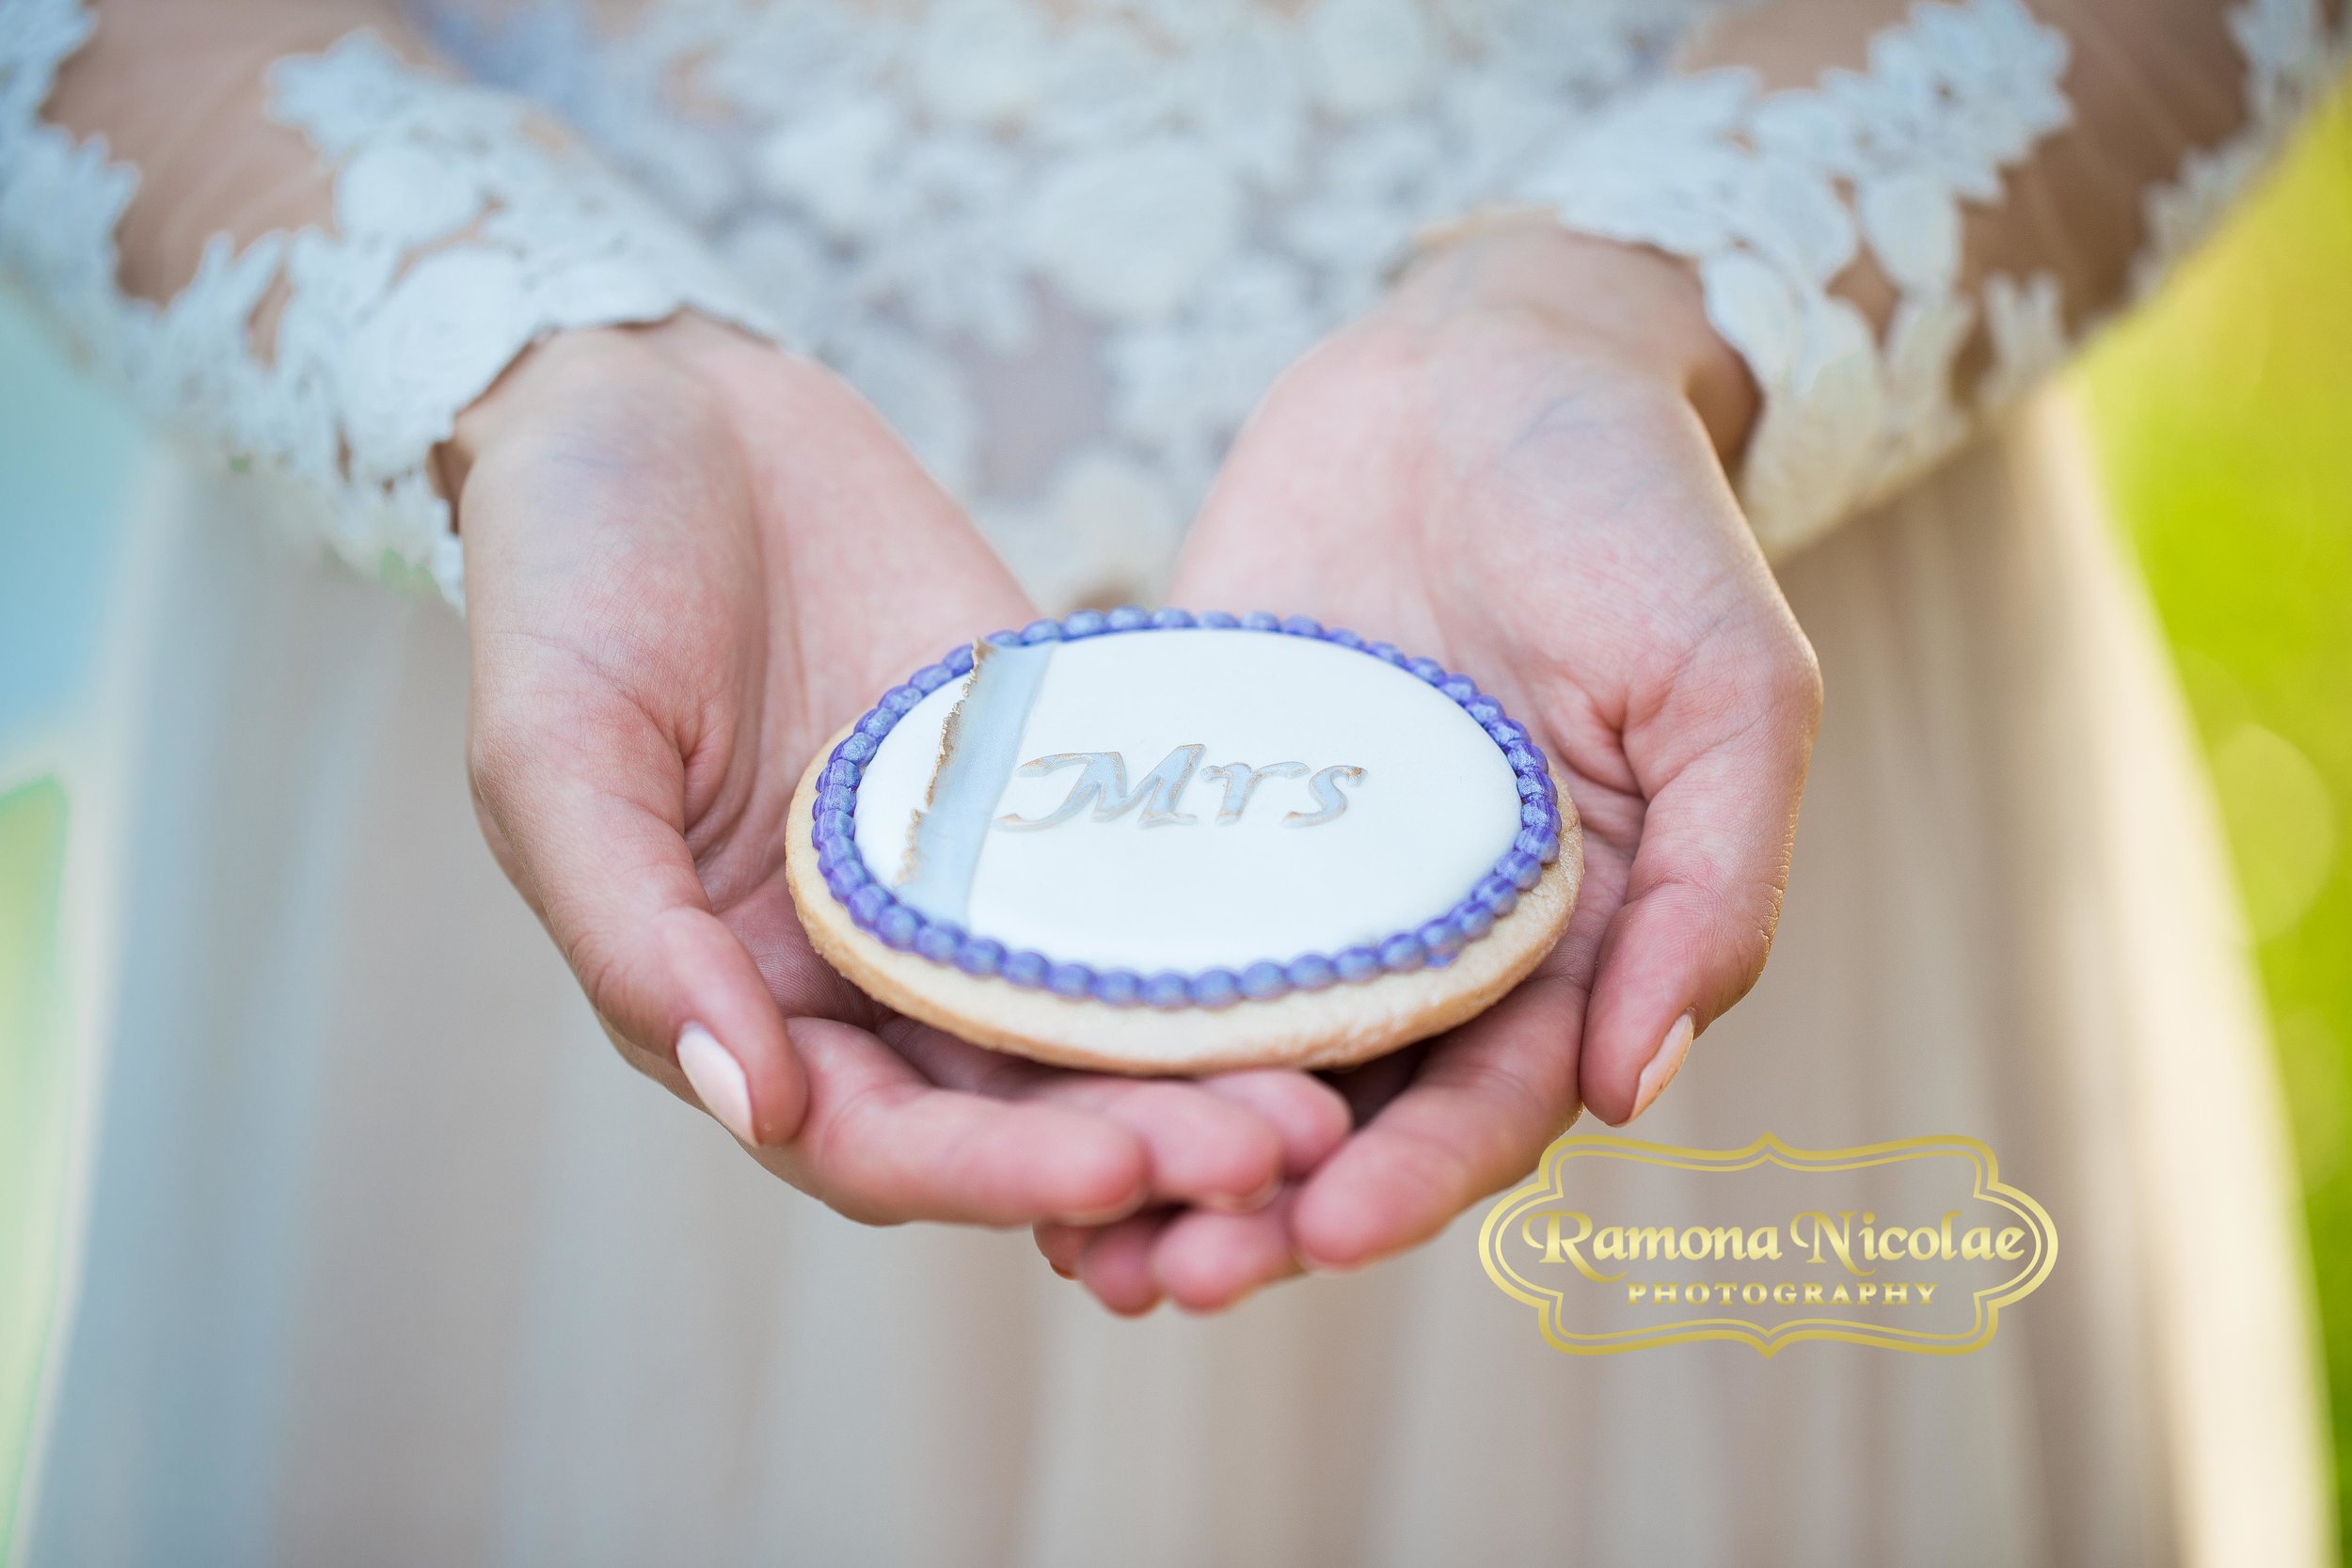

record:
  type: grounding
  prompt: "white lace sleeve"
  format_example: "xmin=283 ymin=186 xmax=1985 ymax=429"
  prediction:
xmin=1507 ymin=0 xmax=2350 ymax=555
xmin=0 ymin=1 xmax=777 ymax=608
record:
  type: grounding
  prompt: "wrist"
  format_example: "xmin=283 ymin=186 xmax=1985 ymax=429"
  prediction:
xmin=439 ymin=313 xmax=772 ymax=526
xmin=1391 ymin=214 xmax=1758 ymax=466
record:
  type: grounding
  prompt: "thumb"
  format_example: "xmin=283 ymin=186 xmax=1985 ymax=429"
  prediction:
xmin=469 ymin=722 xmax=807 ymax=1148
xmin=1577 ymin=612 xmax=1820 ymax=1124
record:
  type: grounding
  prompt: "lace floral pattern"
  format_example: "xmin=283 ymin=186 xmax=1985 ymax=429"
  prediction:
xmin=1508 ymin=0 xmax=2075 ymax=553
xmin=410 ymin=0 xmax=1716 ymax=609
xmin=0 ymin=3 xmax=774 ymax=607
xmin=5 ymin=0 xmax=2345 ymax=608
xmin=1510 ymin=0 xmax=2347 ymax=553
xmin=2134 ymin=0 xmax=2350 ymax=298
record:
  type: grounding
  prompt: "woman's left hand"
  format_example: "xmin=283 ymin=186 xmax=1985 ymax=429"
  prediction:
xmin=1036 ymin=222 xmax=1822 ymax=1312
xmin=453 ymin=318 xmax=1349 ymax=1234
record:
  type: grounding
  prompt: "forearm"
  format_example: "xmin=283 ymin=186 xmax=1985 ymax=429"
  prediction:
xmin=1681 ymin=0 xmax=2296 ymax=335
xmin=1503 ymin=0 xmax=2348 ymax=551
xmin=1 ymin=0 xmax=774 ymax=607
xmin=40 ymin=0 xmax=421 ymax=304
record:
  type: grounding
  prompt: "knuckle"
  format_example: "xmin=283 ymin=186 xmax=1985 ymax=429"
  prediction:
xmin=1776 ymin=630 xmax=1825 ymax=718
xmin=598 ymin=1016 xmax=664 ymax=1079
xmin=463 ymin=722 xmax=500 ymax=793
xmin=1722 ymin=878 xmax=1787 ymax=997
xmin=802 ymin=1082 xmax=911 ymax=1224
xmin=1654 ymin=867 xmax=1782 ymax=998
xmin=464 ymin=719 xmax=531 ymax=818
xmin=816 ymin=1187 xmax=903 ymax=1228
xmin=562 ymin=921 xmax=640 ymax=1037
xmin=1722 ymin=618 xmax=1821 ymax=752
xmin=1745 ymin=616 xmax=1820 ymax=711
xmin=1744 ymin=883 xmax=1788 ymax=966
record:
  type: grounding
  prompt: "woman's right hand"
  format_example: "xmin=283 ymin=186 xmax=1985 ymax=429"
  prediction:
xmin=450 ymin=316 xmax=1350 ymax=1229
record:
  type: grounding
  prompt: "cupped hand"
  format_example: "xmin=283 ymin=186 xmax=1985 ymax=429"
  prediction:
xmin=451 ymin=317 xmax=1349 ymax=1229
xmin=1037 ymin=223 xmax=1820 ymax=1311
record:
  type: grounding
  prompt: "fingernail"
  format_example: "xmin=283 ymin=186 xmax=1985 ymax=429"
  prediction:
xmin=1056 ymin=1193 xmax=1147 ymax=1227
xmin=1047 ymin=1259 xmax=1077 ymax=1280
xmin=678 ymin=1022 xmax=758 ymax=1145
xmin=1200 ymin=1173 xmax=1283 ymax=1215
xmin=1295 ymin=1250 xmax=1363 ymax=1276
xmin=1630 ymin=1010 xmax=1697 ymax=1122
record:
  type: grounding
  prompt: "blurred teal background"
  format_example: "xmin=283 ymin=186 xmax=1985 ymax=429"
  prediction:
xmin=0 ymin=277 xmax=140 ymax=1557
xmin=3 ymin=101 xmax=2351 ymax=1560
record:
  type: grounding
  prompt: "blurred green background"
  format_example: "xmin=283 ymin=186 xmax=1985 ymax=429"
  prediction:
xmin=2082 ymin=91 xmax=2352 ymax=1550
xmin=3 ymin=96 xmax=2351 ymax=1562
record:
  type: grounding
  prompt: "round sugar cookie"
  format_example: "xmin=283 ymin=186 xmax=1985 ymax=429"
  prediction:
xmin=784 ymin=610 xmax=1581 ymax=1075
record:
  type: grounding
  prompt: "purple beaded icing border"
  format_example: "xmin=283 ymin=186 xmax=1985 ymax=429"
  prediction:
xmin=809 ymin=608 xmax=1563 ymax=1011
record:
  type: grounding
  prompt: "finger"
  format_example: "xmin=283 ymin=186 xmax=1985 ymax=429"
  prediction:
xmin=1033 ymin=1221 xmax=1089 ymax=1279
xmin=1076 ymin=1211 xmax=1173 ymax=1316
xmin=1028 ymin=1074 xmax=1341 ymax=1296
xmin=771 ymin=1017 xmax=1150 ymax=1227
xmin=472 ymin=724 xmax=809 ymax=1148
xmin=1318 ymin=1043 xmax=1430 ymax=1132
xmin=1151 ymin=1191 xmax=1305 ymax=1313
xmin=1039 ymin=1078 xmax=1283 ymax=1211
xmin=1579 ymin=619 xmax=1820 ymax=1124
xmin=1198 ymin=1070 xmax=1354 ymax=1178
xmin=1290 ymin=967 xmax=1584 ymax=1272
xmin=889 ymin=1029 xmax=1291 ymax=1211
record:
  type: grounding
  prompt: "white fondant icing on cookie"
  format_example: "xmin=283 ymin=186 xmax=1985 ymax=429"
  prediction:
xmin=853 ymin=629 xmax=1524 ymax=972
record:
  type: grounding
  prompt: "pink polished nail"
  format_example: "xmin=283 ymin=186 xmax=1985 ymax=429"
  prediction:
xmin=1629 ymin=1010 xmax=1696 ymax=1121
xmin=678 ymin=1022 xmax=758 ymax=1145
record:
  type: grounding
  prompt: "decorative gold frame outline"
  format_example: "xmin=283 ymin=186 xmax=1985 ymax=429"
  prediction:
xmin=1477 ymin=1132 xmax=2058 ymax=1357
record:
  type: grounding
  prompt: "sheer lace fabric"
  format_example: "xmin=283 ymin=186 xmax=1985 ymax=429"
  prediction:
xmin=405 ymin=0 xmax=1720 ymax=607
xmin=1516 ymin=0 xmax=2348 ymax=550
xmin=1 ymin=0 xmax=774 ymax=606
xmin=1516 ymin=0 xmax=2077 ymax=550
xmin=3 ymin=0 xmax=2344 ymax=607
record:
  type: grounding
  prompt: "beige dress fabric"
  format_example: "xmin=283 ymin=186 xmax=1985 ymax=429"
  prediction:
xmin=19 ymin=390 xmax=2328 ymax=1565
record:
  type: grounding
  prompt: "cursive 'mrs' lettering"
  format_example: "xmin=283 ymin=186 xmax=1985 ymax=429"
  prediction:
xmin=995 ymin=748 xmax=1364 ymax=830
